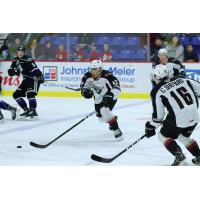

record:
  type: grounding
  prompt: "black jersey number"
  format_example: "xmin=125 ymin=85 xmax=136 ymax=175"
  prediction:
xmin=170 ymin=87 xmax=193 ymax=109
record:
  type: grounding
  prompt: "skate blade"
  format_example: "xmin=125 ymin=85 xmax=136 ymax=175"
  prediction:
xmin=17 ymin=116 xmax=39 ymax=121
xmin=25 ymin=116 xmax=39 ymax=120
xmin=179 ymin=160 xmax=188 ymax=166
xmin=173 ymin=159 xmax=188 ymax=166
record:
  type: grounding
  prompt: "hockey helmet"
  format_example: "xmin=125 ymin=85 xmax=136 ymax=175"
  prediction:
xmin=151 ymin=64 xmax=169 ymax=84
xmin=158 ymin=48 xmax=168 ymax=57
xmin=17 ymin=45 xmax=26 ymax=52
xmin=89 ymin=60 xmax=103 ymax=71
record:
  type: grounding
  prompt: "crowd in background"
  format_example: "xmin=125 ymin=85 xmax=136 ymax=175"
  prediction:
xmin=0 ymin=33 xmax=199 ymax=62
xmin=150 ymin=33 xmax=199 ymax=63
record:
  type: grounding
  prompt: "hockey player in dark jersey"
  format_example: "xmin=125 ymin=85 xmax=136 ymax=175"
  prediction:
xmin=80 ymin=60 xmax=123 ymax=141
xmin=153 ymin=48 xmax=186 ymax=79
xmin=145 ymin=64 xmax=200 ymax=166
xmin=8 ymin=46 xmax=44 ymax=118
xmin=0 ymin=100 xmax=17 ymax=121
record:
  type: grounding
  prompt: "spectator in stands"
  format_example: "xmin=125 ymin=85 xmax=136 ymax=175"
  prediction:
xmin=0 ymin=39 xmax=11 ymax=60
xmin=71 ymin=46 xmax=85 ymax=61
xmin=150 ymin=38 xmax=164 ymax=63
xmin=166 ymin=36 xmax=184 ymax=62
xmin=184 ymin=44 xmax=199 ymax=62
xmin=29 ymin=39 xmax=39 ymax=60
xmin=102 ymin=43 xmax=112 ymax=61
xmin=55 ymin=44 xmax=68 ymax=61
xmin=77 ymin=33 xmax=94 ymax=49
xmin=38 ymin=42 xmax=55 ymax=60
xmin=9 ymin=37 xmax=22 ymax=58
xmin=89 ymin=45 xmax=100 ymax=61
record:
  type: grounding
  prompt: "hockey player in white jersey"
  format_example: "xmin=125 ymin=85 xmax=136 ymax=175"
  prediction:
xmin=145 ymin=64 xmax=200 ymax=166
xmin=80 ymin=60 xmax=123 ymax=141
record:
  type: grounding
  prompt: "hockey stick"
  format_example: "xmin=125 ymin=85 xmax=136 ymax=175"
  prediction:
xmin=65 ymin=84 xmax=102 ymax=92
xmin=91 ymin=134 xmax=147 ymax=163
xmin=30 ymin=111 xmax=95 ymax=148
xmin=65 ymin=86 xmax=81 ymax=91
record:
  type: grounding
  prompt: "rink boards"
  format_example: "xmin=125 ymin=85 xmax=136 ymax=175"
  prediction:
xmin=0 ymin=61 xmax=200 ymax=99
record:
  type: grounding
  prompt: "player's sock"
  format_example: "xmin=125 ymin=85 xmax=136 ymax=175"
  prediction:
xmin=107 ymin=117 xmax=123 ymax=140
xmin=0 ymin=100 xmax=11 ymax=110
xmin=16 ymin=97 xmax=28 ymax=110
xmin=164 ymin=138 xmax=181 ymax=156
xmin=185 ymin=140 xmax=200 ymax=165
xmin=26 ymin=98 xmax=38 ymax=118
xmin=186 ymin=140 xmax=200 ymax=157
xmin=109 ymin=116 xmax=118 ymax=130
xmin=28 ymin=98 xmax=37 ymax=109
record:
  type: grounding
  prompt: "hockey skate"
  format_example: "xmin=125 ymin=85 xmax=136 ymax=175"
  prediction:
xmin=113 ymin=129 xmax=123 ymax=141
xmin=20 ymin=108 xmax=30 ymax=117
xmin=10 ymin=106 xmax=18 ymax=120
xmin=171 ymin=151 xmax=187 ymax=166
xmin=25 ymin=108 xmax=38 ymax=118
xmin=0 ymin=110 xmax=4 ymax=122
xmin=192 ymin=155 xmax=200 ymax=165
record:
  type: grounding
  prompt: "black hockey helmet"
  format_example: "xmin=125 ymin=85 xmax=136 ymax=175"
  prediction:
xmin=17 ymin=45 xmax=26 ymax=52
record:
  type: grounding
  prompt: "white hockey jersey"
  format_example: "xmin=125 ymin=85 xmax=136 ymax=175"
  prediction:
xmin=80 ymin=70 xmax=121 ymax=104
xmin=150 ymin=77 xmax=200 ymax=128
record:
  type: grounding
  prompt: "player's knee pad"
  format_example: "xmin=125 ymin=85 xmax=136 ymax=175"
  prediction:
xmin=100 ymin=106 xmax=114 ymax=122
xmin=13 ymin=90 xmax=24 ymax=99
xmin=27 ymin=91 xmax=36 ymax=99
xmin=177 ymin=134 xmax=193 ymax=146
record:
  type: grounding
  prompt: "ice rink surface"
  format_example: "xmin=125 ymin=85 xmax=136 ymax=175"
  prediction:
xmin=0 ymin=96 xmax=200 ymax=166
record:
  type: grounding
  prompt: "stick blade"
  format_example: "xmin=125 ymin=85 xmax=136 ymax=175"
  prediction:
xmin=65 ymin=87 xmax=81 ymax=91
xmin=30 ymin=142 xmax=47 ymax=148
xmin=91 ymin=154 xmax=113 ymax=163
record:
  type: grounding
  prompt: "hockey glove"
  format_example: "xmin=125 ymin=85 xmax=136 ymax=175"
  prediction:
xmin=8 ymin=68 xmax=20 ymax=76
xmin=145 ymin=121 xmax=156 ymax=138
xmin=81 ymin=88 xmax=93 ymax=99
xmin=102 ymin=92 xmax=114 ymax=107
xmin=178 ymin=71 xmax=186 ymax=78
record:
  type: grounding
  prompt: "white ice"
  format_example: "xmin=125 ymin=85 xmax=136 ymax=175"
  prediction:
xmin=0 ymin=96 xmax=199 ymax=166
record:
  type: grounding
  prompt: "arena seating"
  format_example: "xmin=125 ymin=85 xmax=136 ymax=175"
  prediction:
xmin=6 ymin=33 xmax=200 ymax=61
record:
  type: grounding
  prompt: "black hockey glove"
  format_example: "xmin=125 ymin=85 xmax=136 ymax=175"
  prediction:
xmin=178 ymin=71 xmax=186 ymax=78
xmin=8 ymin=68 xmax=20 ymax=76
xmin=145 ymin=121 xmax=156 ymax=138
xmin=102 ymin=92 xmax=114 ymax=107
xmin=81 ymin=88 xmax=93 ymax=99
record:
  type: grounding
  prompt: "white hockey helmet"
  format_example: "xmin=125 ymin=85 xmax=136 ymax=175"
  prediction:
xmin=158 ymin=48 xmax=168 ymax=57
xmin=89 ymin=60 xmax=103 ymax=71
xmin=151 ymin=64 xmax=169 ymax=84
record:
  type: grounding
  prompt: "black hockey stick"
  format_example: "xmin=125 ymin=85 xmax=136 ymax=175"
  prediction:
xmin=65 ymin=86 xmax=81 ymax=91
xmin=30 ymin=111 xmax=95 ymax=148
xmin=91 ymin=134 xmax=147 ymax=163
